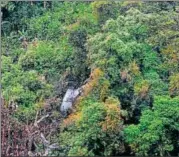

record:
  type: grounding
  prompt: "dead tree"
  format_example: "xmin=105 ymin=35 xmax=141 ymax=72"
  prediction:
xmin=1 ymin=97 xmax=61 ymax=156
xmin=1 ymin=101 xmax=28 ymax=156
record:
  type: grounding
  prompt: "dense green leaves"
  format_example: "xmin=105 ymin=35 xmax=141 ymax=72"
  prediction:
xmin=60 ymin=97 xmax=124 ymax=156
xmin=2 ymin=1 xmax=179 ymax=156
xmin=124 ymin=96 xmax=179 ymax=156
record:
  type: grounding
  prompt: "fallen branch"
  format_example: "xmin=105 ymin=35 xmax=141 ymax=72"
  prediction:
xmin=40 ymin=133 xmax=60 ymax=156
xmin=34 ymin=114 xmax=49 ymax=127
xmin=40 ymin=133 xmax=50 ymax=146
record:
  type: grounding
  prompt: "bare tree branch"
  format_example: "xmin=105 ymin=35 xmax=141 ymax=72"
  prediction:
xmin=40 ymin=132 xmax=60 ymax=156
xmin=40 ymin=133 xmax=50 ymax=146
xmin=34 ymin=114 xmax=49 ymax=127
xmin=49 ymin=143 xmax=60 ymax=150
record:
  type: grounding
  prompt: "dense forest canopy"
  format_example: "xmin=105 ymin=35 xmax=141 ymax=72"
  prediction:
xmin=1 ymin=1 xmax=179 ymax=156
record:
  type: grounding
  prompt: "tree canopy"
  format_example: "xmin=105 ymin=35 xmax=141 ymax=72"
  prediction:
xmin=1 ymin=1 xmax=179 ymax=156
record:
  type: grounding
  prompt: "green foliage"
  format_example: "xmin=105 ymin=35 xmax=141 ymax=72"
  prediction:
xmin=169 ymin=73 xmax=179 ymax=96
xmin=2 ymin=1 xmax=179 ymax=156
xmin=125 ymin=96 xmax=179 ymax=156
xmin=19 ymin=39 xmax=73 ymax=81
xmin=2 ymin=54 xmax=52 ymax=121
xmin=2 ymin=1 xmax=46 ymax=36
xmin=91 ymin=1 xmax=120 ymax=24
xmin=29 ymin=2 xmax=97 ymax=40
xmin=60 ymin=97 xmax=124 ymax=156
xmin=86 ymin=10 xmax=156 ymax=119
